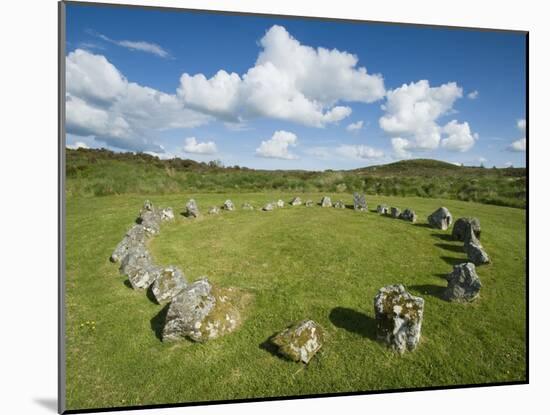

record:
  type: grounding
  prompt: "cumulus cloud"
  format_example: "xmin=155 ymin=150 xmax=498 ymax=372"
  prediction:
xmin=440 ymin=120 xmax=478 ymax=152
xmin=517 ymin=118 xmax=526 ymax=132
xmin=467 ymin=90 xmax=479 ymax=99
xmin=65 ymin=49 xmax=209 ymax=152
xmin=66 ymin=141 xmax=89 ymax=150
xmin=91 ymin=31 xmax=170 ymax=58
xmin=336 ymin=144 xmax=384 ymax=160
xmin=507 ymin=118 xmax=527 ymax=152
xmin=346 ymin=120 xmax=364 ymax=132
xmin=183 ymin=137 xmax=218 ymax=155
xmin=256 ymin=130 xmax=298 ymax=160
xmin=391 ymin=137 xmax=413 ymax=158
xmin=178 ymin=25 xmax=385 ymax=127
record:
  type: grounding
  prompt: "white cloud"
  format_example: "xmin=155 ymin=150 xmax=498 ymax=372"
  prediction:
xmin=467 ymin=90 xmax=479 ymax=99
xmin=380 ymin=80 xmax=463 ymax=151
xmin=183 ymin=137 xmax=218 ymax=155
xmin=346 ymin=120 xmax=364 ymax=132
xmin=517 ymin=118 xmax=526 ymax=132
xmin=256 ymin=130 xmax=298 ymax=160
xmin=391 ymin=137 xmax=413 ymax=158
xmin=336 ymin=144 xmax=384 ymax=160
xmin=441 ymin=120 xmax=478 ymax=152
xmin=66 ymin=141 xmax=89 ymax=150
xmin=92 ymin=31 xmax=170 ymax=58
xmin=178 ymin=25 xmax=384 ymax=127
xmin=65 ymin=49 xmax=209 ymax=152
xmin=508 ymin=138 xmax=526 ymax=152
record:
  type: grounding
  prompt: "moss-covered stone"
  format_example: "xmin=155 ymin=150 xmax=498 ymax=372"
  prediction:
xmin=271 ymin=320 xmax=325 ymax=363
xmin=151 ymin=266 xmax=187 ymax=304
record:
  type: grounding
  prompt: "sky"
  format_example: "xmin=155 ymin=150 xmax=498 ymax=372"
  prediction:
xmin=64 ymin=3 xmax=527 ymax=170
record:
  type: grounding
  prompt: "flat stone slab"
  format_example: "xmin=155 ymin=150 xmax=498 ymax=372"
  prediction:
xmin=270 ymin=320 xmax=325 ymax=363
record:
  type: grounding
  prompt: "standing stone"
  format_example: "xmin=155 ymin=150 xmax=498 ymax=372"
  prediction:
xmin=241 ymin=202 xmax=254 ymax=210
xmin=270 ymin=320 xmax=325 ymax=364
xmin=110 ymin=224 xmax=149 ymax=263
xmin=151 ymin=266 xmax=187 ymax=304
xmin=185 ymin=199 xmax=200 ymax=218
xmin=305 ymin=200 xmax=314 ymax=207
xmin=353 ymin=193 xmax=368 ymax=211
xmin=262 ymin=203 xmax=274 ymax=211
xmin=374 ymin=284 xmax=424 ymax=353
xmin=208 ymin=206 xmax=220 ymax=215
xmin=290 ymin=197 xmax=302 ymax=206
xmin=464 ymin=224 xmax=490 ymax=265
xmin=377 ymin=204 xmax=389 ymax=215
xmin=390 ymin=207 xmax=401 ymax=218
xmin=276 ymin=199 xmax=285 ymax=208
xmin=321 ymin=196 xmax=332 ymax=208
xmin=444 ymin=262 xmax=482 ymax=302
xmin=160 ymin=207 xmax=175 ymax=221
xmin=138 ymin=207 xmax=162 ymax=236
xmin=162 ymin=278 xmax=241 ymax=342
xmin=428 ymin=207 xmax=453 ymax=230
xmin=400 ymin=208 xmax=417 ymax=223
xmin=142 ymin=200 xmax=154 ymax=212
xmin=452 ymin=217 xmax=481 ymax=241
xmin=333 ymin=200 xmax=345 ymax=209
xmin=223 ymin=199 xmax=235 ymax=211
xmin=120 ymin=246 xmax=161 ymax=290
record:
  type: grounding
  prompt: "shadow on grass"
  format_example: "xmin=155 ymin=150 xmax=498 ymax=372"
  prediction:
xmin=259 ymin=332 xmax=286 ymax=360
xmin=409 ymin=284 xmax=446 ymax=300
xmin=431 ymin=233 xmax=455 ymax=241
xmin=329 ymin=307 xmax=377 ymax=340
xmin=434 ymin=272 xmax=449 ymax=279
xmin=150 ymin=304 xmax=170 ymax=341
xmin=146 ymin=285 xmax=159 ymax=304
xmin=434 ymin=243 xmax=464 ymax=253
xmin=414 ymin=223 xmax=433 ymax=229
xmin=123 ymin=279 xmax=132 ymax=289
xmin=441 ymin=256 xmax=466 ymax=266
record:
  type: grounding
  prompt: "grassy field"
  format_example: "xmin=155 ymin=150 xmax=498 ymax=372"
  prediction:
xmin=64 ymin=192 xmax=526 ymax=410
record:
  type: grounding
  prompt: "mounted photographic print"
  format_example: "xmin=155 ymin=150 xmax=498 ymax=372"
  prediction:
xmin=59 ymin=1 xmax=528 ymax=413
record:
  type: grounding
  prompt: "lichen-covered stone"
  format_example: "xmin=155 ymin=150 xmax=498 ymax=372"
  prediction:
xmin=142 ymin=200 xmax=154 ymax=212
xmin=400 ymin=208 xmax=417 ymax=223
xmin=444 ymin=262 xmax=482 ymax=302
xmin=374 ymin=284 xmax=424 ymax=353
xmin=208 ymin=206 xmax=220 ymax=215
xmin=242 ymin=203 xmax=254 ymax=210
xmin=276 ymin=199 xmax=285 ymax=208
xmin=290 ymin=197 xmax=302 ymax=206
xmin=353 ymin=193 xmax=367 ymax=211
xmin=333 ymin=200 xmax=345 ymax=209
xmin=452 ymin=217 xmax=481 ymax=241
xmin=162 ymin=278 xmax=241 ymax=342
xmin=390 ymin=207 xmax=401 ymax=218
xmin=321 ymin=196 xmax=332 ymax=207
xmin=262 ymin=203 xmax=274 ymax=211
xmin=428 ymin=207 xmax=453 ymax=230
xmin=305 ymin=200 xmax=314 ymax=207
xmin=120 ymin=246 xmax=161 ymax=290
xmin=270 ymin=320 xmax=325 ymax=363
xmin=160 ymin=207 xmax=174 ymax=221
xmin=110 ymin=224 xmax=149 ymax=263
xmin=223 ymin=199 xmax=235 ymax=211
xmin=185 ymin=199 xmax=200 ymax=218
xmin=377 ymin=204 xmax=389 ymax=215
xmin=464 ymin=225 xmax=490 ymax=265
xmin=151 ymin=266 xmax=187 ymax=304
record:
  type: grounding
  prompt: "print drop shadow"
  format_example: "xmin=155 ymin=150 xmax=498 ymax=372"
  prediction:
xmin=329 ymin=307 xmax=377 ymax=341
xmin=434 ymin=243 xmax=464 ymax=253
xmin=150 ymin=303 xmax=170 ymax=341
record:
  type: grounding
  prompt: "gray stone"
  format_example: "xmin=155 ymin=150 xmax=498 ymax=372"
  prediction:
xmin=223 ymin=199 xmax=235 ymax=211
xmin=428 ymin=207 xmax=453 ymax=230
xmin=374 ymin=284 xmax=424 ymax=353
xmin=242 ymin=203 xmax=254 ymax=210
xmin=452 ymin=217 xmax=481 ymax=241
xmin=110 ymin=224 xmax=149 ymax=263
xmin=208 ymin=206 xmax=221 ymax=215
xmin=276 ymin=199 xmax=285 ymax=208
xmin=185 ymin=199 xmax=200 ymax=218
xmin=142 ymin=200 xmax=154 ymax=212
xmin=290 ymin=197 xmax=302 ymax=206
xmin=400 ymin=208 xmax=417 ymax=223
xmin=160 ymin=207 xmax=175 ymax=221
xmin=262 ymin=203 xmax=275 ymax=211
xmin=444 ymin=262 xmax=482 ymax=302
xmin=120 ymin=246 xmax=161 ymax=290
xmin=353 ymin=193 xmax=367 ymax=211
xmin=270 ymin=320 xmax=325 ymax=364
xmin=377 ymin=204 xmax=389 ymax=215
xmin=390 ymin=207 xmax=401 ymax=218
xmin=151 ymin=266 xmax=187 ymax=304
xmin=464 ymin=224 xmax=490 ymax=265
xmin=333 ymin=200 xmax=345 ymax=209
xmin=162 ymin=278 xmax=241 ymax=342
xmin=305 ymin=200 xmax=314 ymax=207
xmin=321 ymin=196 xmax=332 ymax=208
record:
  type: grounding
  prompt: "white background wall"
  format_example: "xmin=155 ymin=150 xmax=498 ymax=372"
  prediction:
xmin=0 ymin=0 xmax=544 ymax=413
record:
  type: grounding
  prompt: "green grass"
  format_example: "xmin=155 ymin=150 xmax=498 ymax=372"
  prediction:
xmin=65 ymin=193 xmax=526 ymax=410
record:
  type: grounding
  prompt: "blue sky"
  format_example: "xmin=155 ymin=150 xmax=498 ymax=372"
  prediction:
xmin=65 ymin=3 xmax=527 ymax=169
